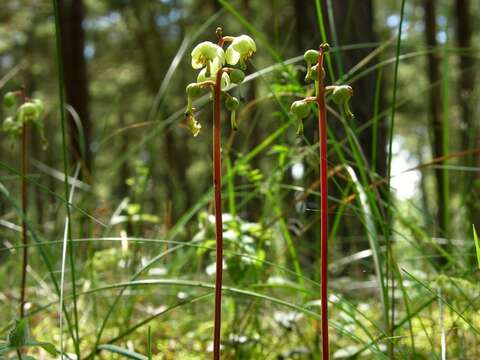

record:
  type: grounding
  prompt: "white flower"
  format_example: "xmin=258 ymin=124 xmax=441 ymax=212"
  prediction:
xmin=197 ymin=68 xmax=231 ymax=90
xmin=225 ymin=35 xmax=256 ymax=66
xmin=191 ymin=41 xmax=225 ymax=70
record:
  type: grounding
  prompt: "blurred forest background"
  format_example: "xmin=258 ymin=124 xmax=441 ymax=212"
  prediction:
xmin=0 ymin=0 xmax=479 ymax=358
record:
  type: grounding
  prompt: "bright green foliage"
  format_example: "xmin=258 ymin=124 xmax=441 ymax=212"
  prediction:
xmin=0 ymin=319 xmax=57 ymax=357
xmin=473 ymin=225 xmax=479 ymax=269
xmin=7 ymin=319 xmax=28 ymax=348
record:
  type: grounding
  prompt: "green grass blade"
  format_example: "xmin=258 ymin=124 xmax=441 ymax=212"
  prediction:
xmin=473 ymin=225 xmax=480 ymax=269
xmin=51 ymin=1 xmax=80 ymax=354
xmin=98 ymin=344 xmax=148 ymax=360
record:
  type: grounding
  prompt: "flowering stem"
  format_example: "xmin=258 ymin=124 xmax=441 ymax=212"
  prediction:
xmin=19 ymin=90 xmax=28 ymax=319
xmin=316 ymin=46 xmax=329 ymax=360
xmin=212 ymin=67 xmax=224 ymax=360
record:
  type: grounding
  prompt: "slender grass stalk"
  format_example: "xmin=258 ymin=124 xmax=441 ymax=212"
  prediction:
xmin=212 ymin=66 xmax=224 ymax=360
xmin=316 ymin=45 xmax=329 ymax=360
xmin=386 ymin=1 xmax=406 ymax=357
xmin=19 ymin=91 xmax=27 ymax=319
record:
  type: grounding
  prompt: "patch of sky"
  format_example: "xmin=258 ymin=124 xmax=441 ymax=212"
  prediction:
xmin=84 ymin=43 xmax=95 ymax=60
xmin=83 ymin=11 xmax=121 ymax=31
xmin=391 ymin=136 xmax=421 ymax=200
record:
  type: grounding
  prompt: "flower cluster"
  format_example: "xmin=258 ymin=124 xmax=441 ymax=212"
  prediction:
xmin=2 ymin=91 xmax=47 ymax=147
xmin=291 ymin=45 xmax=354 ymax=135
xmin=185 ymin=29 xmax=256 ymax=136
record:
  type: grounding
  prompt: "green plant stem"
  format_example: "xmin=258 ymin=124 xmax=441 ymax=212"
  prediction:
xmin=386 ymin=0 xmax=406 ymax=357
xmin=52 ymin=0 xmax=81 ymax=357
xmin=212 ymin=67 xmax=224 ymax=360
xmin=20 ymin=98 xmax=28 ymax=319
xmin=316 ymin=45 xmax=329 ymax=360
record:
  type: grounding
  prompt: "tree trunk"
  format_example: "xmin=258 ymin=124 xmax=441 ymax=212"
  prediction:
xmin=424 ymin=0 xmax=448 ymax=236
xmin=59 ymin=0 xmax=92 ymax=178
xmin=320 ymin=0 xmax=386 ymax=260
xmin=454 ymin=0 xmax=479 ymax=234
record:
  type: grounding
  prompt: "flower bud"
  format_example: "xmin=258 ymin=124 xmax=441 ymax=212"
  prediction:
xmin=304 ymin=49 xmax=319 ymax=64
xmin=331 ymin=85 xmax=354 ymax=118
xmin=320 ymin=43 xmax=330 ymax=53
xmin=186 ymin=83 xmax=202 ymax=99
xmin=2 ymin=116 xmax=21 ymax=134
xmin=225 ymin=96 xmax=239 ymax=111
xmin=290 ymin=100 xmax=310 ymax=119
xmin=331 ymin=85 xmax=353 ymax=105
xmin=310 ymin=64 xmax=326 ymax=82
xmin=229 ymin=69 xmax=245 ymax=84
xmin=3 ymin=92 xmax=17 ymax=108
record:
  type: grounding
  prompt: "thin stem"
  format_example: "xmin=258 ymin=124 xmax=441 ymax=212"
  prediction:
xmin=212 ymin=67 xmax=224 ymax=360
xmin=20 ymin=92 xmax=27 ymax=319
xmin=52 ymin=0 xmax=81 ymax=356
xmin=386 ymin=1 xmax=406 ymax=358
xmin=317 ymin=45 xmax=329 ymax=360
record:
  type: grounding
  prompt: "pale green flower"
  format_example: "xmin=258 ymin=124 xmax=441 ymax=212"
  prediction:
xmin=191 ymin=41 xmax=225 ymax=71
xmin=197 ymin=68 xmax=231 ymax=90
xmin=225 ymin=35 xmax=256 ymax=67
xmin=187 ymin=113 xmax=202 ymax=137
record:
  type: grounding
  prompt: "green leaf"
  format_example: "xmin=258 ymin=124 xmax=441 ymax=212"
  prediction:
xmin=24 ymin=341 xmax=57 ymax=356
xmin=0 ymin=343 xmax=11 ymax=355
xmin=473 ymin=225 xmax=480 ymax=270
xmin=7 ymin=319 xmax=28 ymax=348
xmin=98 ymin=344 xmax=148 ymax=360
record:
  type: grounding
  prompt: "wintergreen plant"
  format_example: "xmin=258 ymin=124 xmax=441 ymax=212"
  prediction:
xmin=0 ymin=319 xmax=57 ymax=358
xmin=2 ymin=90 xmax=45 ymax=321
xmin=290 ymin=44 xmax=354 ymax=360
xmin=2 ymin=91 xmax=46 ymax=146
xmin=185 ymin=27 xmax=256 ymax=360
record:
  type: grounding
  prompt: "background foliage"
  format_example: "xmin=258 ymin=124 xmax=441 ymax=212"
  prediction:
xmin=0 ymin=0 xmax=479 ymax=358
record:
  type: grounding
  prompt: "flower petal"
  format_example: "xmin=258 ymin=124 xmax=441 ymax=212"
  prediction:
xmin=226 ymin=46 xmax=240 ymax=65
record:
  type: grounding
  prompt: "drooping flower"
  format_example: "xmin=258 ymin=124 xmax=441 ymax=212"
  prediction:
xmin=290 ymin=100 xmax=311 ymax=135
xmin=225 ymin=96 xmax=240 ymax=130
xmin=191 ymin=41 xmax=225 ymax=74
xmin=331 ymin=85 xmax=354 ymax=118
xmin=225 ymin=35 xmax=256 ymax=68
xmin=197 ymin=68 xmax=231 ymax=90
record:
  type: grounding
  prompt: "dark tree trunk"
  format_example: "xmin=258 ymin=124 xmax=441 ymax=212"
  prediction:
xmin=59 ymin=0 xmax=92 ymax=178
xmin=424 ymin=0 xmax=448 ymax=235
xmin=455 ymin=0 xmax=479 ymax=233
xmin=326 ymin=0 xmax=386 ymax=178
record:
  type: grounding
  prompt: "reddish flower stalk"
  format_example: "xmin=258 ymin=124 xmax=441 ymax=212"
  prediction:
xmin=212 ymin=66 xmax=224 ymax=360
xmin=316 ymin=45 xmax=329 ymax=360
xmin=19 ymin=90 xmax=28 ymax=319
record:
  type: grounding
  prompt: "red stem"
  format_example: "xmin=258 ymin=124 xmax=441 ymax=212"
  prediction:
xmin=20 ymin=93 xmax=28 ymax=319
xmin=212 ymin=68 xmax=224 ymax=360
xmin=317 ymin=47 xmax=329 ymax=360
